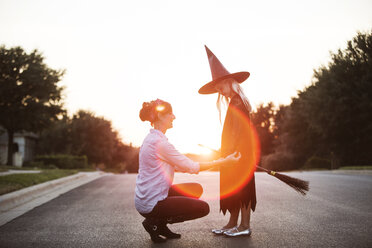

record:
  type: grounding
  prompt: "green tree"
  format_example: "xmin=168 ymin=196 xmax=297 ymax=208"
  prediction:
xmin=281 ymin=97 xmax=321 ymax=168
xmin=69 ymin=110 xmax=118 ymax=165
xmin=251 ymin=102 xmax=276 ymax=157
xmin=36 ymin=115 xmax=71 ymax=155
xmin=122 ymin=144 xmax=140 ymax=173
xmin=269 ymin=30 xmax=372 ymax=169
xmin=0 ymin=46 xmax=65 ymax=165
xmin=301 ymin=30 xmax=372 ymax=165
xmin=271 ymin=104 xmax=287 ymax=140
xmin=37 ymin=110 xmax=139 ymax=171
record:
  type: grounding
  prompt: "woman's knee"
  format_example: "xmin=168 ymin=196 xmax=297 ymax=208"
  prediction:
xmin=196 ymin=200 xmax=209 ymax=217
xmin=193 ymin=183 xmax=203 ymax=198
xmin=201 ymin=200 xmax=210 ymax=216
xmin=181 ymin=200 xmax=210 ymax=222
xmin=170 ymin=183 xmax=204 ymax=198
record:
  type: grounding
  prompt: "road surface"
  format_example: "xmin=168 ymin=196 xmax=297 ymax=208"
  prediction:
xmin=0 ymin=171 xmax=371 ymax=247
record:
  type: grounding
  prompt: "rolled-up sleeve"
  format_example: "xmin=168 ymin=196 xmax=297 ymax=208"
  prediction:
xmin=157 ymin=140 xmax=200 ymax=174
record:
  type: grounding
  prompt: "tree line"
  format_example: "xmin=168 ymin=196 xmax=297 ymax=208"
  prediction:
xmin=250 ymin=30 xmax=372 ymax=170
xmin=0 ymin=45 xmax=138 ymax=171
xmin=1 ymin=30 xmax=371 ymax=171
xmin=36 ymin=110 xmax=139 ymax=172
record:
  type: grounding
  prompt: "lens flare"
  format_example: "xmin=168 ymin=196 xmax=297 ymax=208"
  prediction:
xmin=156 ymin=105 xmax=165 ymax=112
xmin=156 ymin=104 xmax=261 ymax=201
xmin=219 ymin=104 xmax=261 ymax=200
xmin=171 ymin=183 xmax=203 ymax=198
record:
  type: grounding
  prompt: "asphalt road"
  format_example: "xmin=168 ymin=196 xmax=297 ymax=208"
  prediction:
xmin=0 ymin=171 xmax=371 ymax=248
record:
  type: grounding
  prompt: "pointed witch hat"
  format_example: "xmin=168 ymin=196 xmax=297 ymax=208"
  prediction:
xmin=198 ymin=45 xmax=250 ymax=94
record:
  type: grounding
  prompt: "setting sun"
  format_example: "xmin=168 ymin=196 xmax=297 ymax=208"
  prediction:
xmin=1 ymin=0 xmax=370 ymax=157
xmin=195 ymin=145 xmax=213 ymax=155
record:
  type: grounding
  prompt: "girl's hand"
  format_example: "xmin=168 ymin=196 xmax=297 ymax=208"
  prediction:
xmin=225 ymin=151 xmax=241 ymax=164
xmin=199 ymin=151 xmax=241 ymax=171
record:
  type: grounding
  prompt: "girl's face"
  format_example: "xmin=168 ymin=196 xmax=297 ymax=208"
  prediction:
xmin=215 ymin=78 xmax=234 ymax=98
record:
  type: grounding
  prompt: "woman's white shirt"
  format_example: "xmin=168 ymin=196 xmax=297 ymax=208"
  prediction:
xmin=135 ymin=129 xmax=200 ymax=214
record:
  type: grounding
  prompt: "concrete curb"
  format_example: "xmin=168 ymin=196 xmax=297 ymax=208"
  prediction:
xmin=0 ymin=171 xmax=106 ymax=226
xmin=0 ymin=170 xmax=41 ymax=176
xmin=0 ymin=171 xmax=103 ymax=212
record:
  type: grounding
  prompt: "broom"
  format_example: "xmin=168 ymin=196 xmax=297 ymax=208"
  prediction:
xmin=198 ymin=144 xmax=310 ymax=196
xmin=255 ymin=166 xmax=309 ymax=195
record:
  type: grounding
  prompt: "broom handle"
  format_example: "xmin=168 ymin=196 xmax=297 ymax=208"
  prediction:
xmin=256 ymin=166 xmax=278 ymax=176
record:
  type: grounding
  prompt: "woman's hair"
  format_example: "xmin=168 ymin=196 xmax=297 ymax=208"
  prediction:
xmin=216 ymin=79 xmax=252 ymax=122
xmin=139 ymin=99 xmax=173 ymax=125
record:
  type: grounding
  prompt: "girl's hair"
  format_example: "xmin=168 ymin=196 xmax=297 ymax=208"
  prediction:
xmin=216 ymin=79 xmax=252 ymax=122
xmin=139 ymin=99 xmax=172 ymax=125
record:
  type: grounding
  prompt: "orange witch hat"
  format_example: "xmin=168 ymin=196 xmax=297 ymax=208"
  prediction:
xmin=198 ymin=45 xmax=250 ymax=94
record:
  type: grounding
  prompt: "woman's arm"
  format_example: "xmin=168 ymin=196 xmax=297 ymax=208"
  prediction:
xmin=157 ymin=138 xmax=240 ymax=173
xmin=198 ymin=151 xmax=241 ymax=171
xmin=157 ymin=139 xmax=200 ymax=174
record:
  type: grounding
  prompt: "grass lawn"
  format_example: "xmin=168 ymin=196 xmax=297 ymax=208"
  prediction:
xmin=0 ymin=169 xmax=79 ymax=195
xmin=338 ymin=165 xmax=372 ymax=170
xmin=0 ymin=165 xmax=40 ymax=172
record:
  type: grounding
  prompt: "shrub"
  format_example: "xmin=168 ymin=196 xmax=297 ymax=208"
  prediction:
xmin=303 ymin=156 xmax=331 ymax=170
xmin=34 ymin=154 xmax=88 ymax=169
xmin=113 ymin=162 xmax=127 ymax=173
xmin=261 ymin=152 xmax=296 ymax=171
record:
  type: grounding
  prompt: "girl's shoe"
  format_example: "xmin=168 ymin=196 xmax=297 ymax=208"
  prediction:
xmin=223 ymin=227 xmax=252 ymax=237
xmin=211 ymin=226 xmax=238 ymax=235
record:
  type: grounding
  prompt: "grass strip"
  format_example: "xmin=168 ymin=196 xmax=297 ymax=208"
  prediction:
xmin=0 ymin=169 xmax=78 ymax=195
xmin=0 ymin=165 xmax=40 ymax=172
xmin=338 ymin=166 xmax=372 ymax=170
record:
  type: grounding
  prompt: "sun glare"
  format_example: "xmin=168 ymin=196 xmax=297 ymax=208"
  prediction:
xmin=164 ymin=105 xmax=261 ymax=201
xmin=156 ymin=105 xmax=165 ymax=112
xmin=196 ymin=145 xmax=212 ymax=155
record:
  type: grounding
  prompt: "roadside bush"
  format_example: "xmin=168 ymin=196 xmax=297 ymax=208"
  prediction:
xmin=34 ymin=154 xmax=88 ymax=169
xmin=125 ymin=148 xmax=139 ymax=173
xmin=303 ymin=156 xmax=331 ymax=170
xmin=261 ymin=152 xmax=295 ymax=171
xmin=113 ymin=162 xmax=127 ymax=173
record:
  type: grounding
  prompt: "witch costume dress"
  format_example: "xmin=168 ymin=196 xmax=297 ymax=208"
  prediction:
xmin=220 ymin=95 xmax=257 ymax=214
xmin=198 ymin=45 xmax=257 ymax=215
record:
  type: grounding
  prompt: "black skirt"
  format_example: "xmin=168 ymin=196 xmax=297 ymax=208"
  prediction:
xmin=220 ymin=95 xmax=258 ymax=215
xmin=220 ymin=170 xmax=256 ymax=215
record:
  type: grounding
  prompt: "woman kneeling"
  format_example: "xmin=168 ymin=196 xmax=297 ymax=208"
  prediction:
xmin=135 ymin=99 xmax=240 ymax=243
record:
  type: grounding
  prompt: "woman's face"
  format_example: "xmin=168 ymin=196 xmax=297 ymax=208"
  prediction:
xmin=158 ymin=110 xmax=176 ymax=130
xmin=215 ymin=78 xmax=234 ymax=98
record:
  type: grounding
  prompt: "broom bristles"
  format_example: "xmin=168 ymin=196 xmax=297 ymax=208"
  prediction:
xmin=197 ymin=144 xmax=310 ymax=195
xmin=271 ymin=172 xmax=310 ymax=195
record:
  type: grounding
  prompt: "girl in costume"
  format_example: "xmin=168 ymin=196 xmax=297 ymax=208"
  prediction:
xmin=135 ymin=98 xmax=241 ymax=243
xmin=199 ymin=46 xmax=259 ymax=237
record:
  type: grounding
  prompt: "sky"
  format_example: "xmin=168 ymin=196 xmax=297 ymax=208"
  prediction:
xmin=1 ymin=0 xmax=371 ymax=154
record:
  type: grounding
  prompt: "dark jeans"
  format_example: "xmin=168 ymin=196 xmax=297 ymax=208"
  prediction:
xmin=140 ymin=183 xmax=210 ymax=224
